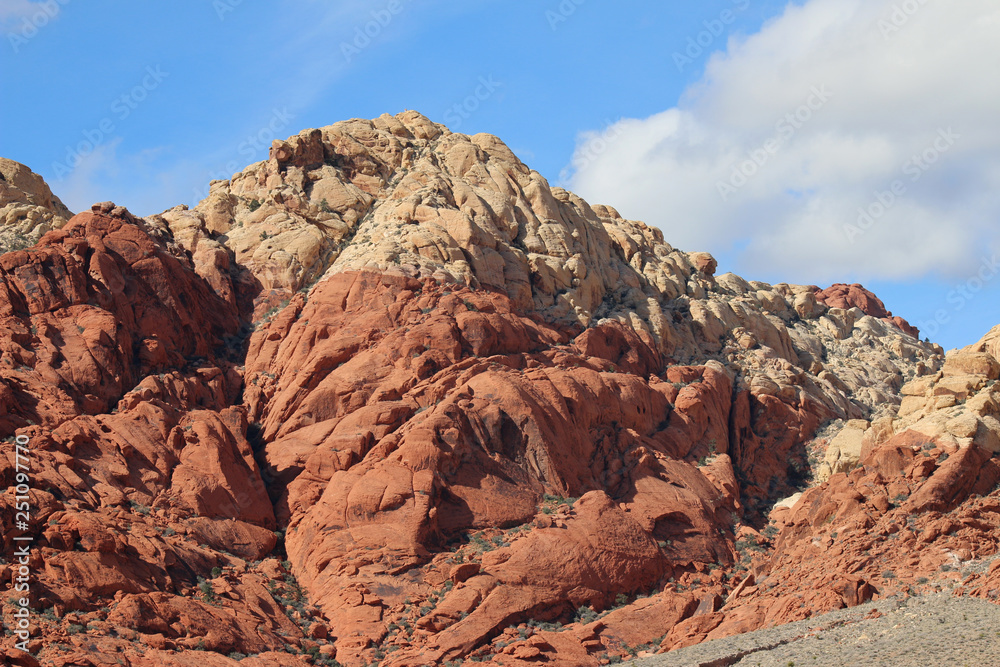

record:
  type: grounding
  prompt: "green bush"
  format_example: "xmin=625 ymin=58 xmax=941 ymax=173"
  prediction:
xmin=574 ymin=605 xmax=599 ymax=625
xmin=198 ymin=578 xmax=215 ymax=601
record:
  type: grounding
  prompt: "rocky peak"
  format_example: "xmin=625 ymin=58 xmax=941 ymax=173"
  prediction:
xmin=0 ymin=113 xmax=972 ymax=667
xmin=0 ymin=157 xmax=73 ymax=253
xmin=156 ymin=112 xmax=939 ymax=425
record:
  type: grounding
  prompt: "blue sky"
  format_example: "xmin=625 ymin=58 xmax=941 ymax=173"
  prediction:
xmin=1 ymin=0 xmax=996 ymax=351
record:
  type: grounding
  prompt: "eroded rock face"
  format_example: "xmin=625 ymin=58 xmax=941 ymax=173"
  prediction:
xmin=0 ymin=203 xmax=243 ymax=433
xmin=0 ymin=204 xmax=320 ymax=665
xmin=693 ymin=330 xmax=1000 ymax=651
xmin=165 ymin=113 xmax=942 ymax=511
xmin=238 ymin=270 xmax=748 ymax=663
xmin=0 ymin=114 xmax=957 ymax=665
xmin=0 ymin=158 xmax=72 ymax=254
xmin=234 ymin=261 xmax=940 ymax=664
xmin=163 ymin=113 xmax=937 ymax=429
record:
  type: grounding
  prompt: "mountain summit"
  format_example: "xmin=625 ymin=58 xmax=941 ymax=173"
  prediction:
xmin=3 ymin=112 xmax=997 ymax=667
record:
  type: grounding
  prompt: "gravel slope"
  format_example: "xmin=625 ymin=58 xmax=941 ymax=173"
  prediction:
xmin=637 ymin=592 xmax=1000 ymax=667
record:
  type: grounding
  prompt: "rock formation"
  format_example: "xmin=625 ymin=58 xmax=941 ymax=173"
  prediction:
xmin=0 ymin=159 xmax=72 ymax=255
xmin=692 ymin=328 xmax=1000 ymax=650
xmin=2 ymin=111 xmax=988 ymax=667
xmin=814 ymin=283 xmax=921 ymax=339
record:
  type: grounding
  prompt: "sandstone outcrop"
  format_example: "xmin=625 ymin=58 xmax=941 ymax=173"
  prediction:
xmin=680 ymin=328 xmax=1000 ymax=650
xmin=164 ymin=113 xmax=937 ymax=425
xmin=0 ymin=113 xmax=967 ymax=666
xmin=0 ymin=204 xmax=305 ymax=664
xmin=814 ymin=283 xmax=920 ymax=338
xmin=0 ymin=158 xmax=72 ymax=254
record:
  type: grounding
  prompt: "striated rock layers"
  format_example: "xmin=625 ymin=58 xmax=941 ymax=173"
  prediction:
xmin=0 ymin=111 xmax=970 ymax=667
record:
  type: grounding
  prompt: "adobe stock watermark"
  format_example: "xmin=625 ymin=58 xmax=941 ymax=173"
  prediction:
xmin=843 ymin=127 xmax=959 ymax=244
xmin=878 ymin=0 xmax=931 ymax=39
xmin=442 ymin=76 xmax=503 ymax=130
xmin=716 ymin=85 xmax=833 ymax=202
xmin=673 ymin=0 xmax=751 ymax=72
xmin=7 ymin=0 xmax=71 ymax=53
xmin=546 ymin=0 xmax=586 ymax=31
xmin=191 ymin=107 xmax=296 ymax=206
xmin=213 ymin=0 xmax=243 ymax=21
xmin=559 ymin=118 xmax=625 ymax=183
xmin=50 ymin=65 xmax=169 ymax=181
xmin=340 ymin=0 xmax=411 ymax=63
xmin=920 ymin=253 xmax=999 ymax=339
xmin=8 ymin=434 xmax=34 ymax=652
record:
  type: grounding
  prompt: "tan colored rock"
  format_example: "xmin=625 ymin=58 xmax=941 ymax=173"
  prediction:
xmin=967 ymin=389 xmax=999 ymax=417
xmin=818 ymin=369 xmax=850 ymax=394
xmin=947 ymin=413 xmax=981 ymax=439
xmin=934 ymin=374 xmax=985 ymax=401
xmin=942 ymin=351 xmax=1000 ymax=379
xmin=899 ymin=395 xmax=929 ymax=418
xmin=933 ymin=394 xmax=959 ymax=409
xmin=975 ymin=416 xmax=1000 ymax=452
xmin=0 ymin=158 xmax=73 ymax=253
xmin=818 ymin=310 xmax=854 ymax=340
xmin=901 ymin=376 xmax=937 ymax=396
xmin=819 ymin=421 xmax=868 ymax=482
xmin=689 ymin=251 xmax=717 ymax=276
xmin=972 ymin=325 xmax=1000 ymax=361
xmin=793 ymin=291 xmax=826 ymax=320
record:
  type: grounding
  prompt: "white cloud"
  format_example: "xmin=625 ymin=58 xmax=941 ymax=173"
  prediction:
xmin=567 ymin=0 xmax=1000 ymax=283
xmin=1 ymin=0 xmax=64 ymax=32
xmin=0 ymin=0 xmax=42 ymax=21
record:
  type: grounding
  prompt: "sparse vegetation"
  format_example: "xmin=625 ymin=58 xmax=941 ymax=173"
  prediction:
xmin=129 ymin=500 xmax=151 ymax=516
xmin=0 ymin=232 xmax=32 ymax=254
xmin=197 ymin=577 xmax=215 ymax=602
xmin=574 ymin=605 xmax=599 ymax=625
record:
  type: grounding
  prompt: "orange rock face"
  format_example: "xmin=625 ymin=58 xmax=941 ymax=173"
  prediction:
xmin=242 ymin=270 xmax=749 ymax=663
xmin=0 ymin=205 xmax=299 ymax=664
xmin=682 ymin=427 xmax=1000 ymax=644
xmin=0 ymin=203 xmax=243 ymax=433
xmin=0 ymin=204 xmax=843 ymax=665
xmin=1 ymin=115 xmax=983 ymax=666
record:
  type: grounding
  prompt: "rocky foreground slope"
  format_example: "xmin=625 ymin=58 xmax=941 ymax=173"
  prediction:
xmin=2 ymin=111 xmax=994 ymax=667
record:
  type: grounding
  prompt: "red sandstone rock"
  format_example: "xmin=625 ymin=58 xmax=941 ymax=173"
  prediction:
xmin=1 ymin=256 xmax=926 ymax=665
xmin=0 ymin=204 xmax=243 ymax=434
xmin=0 ymin=121 xmax=960 ymax=666
xmin=692 ymin=429 xmax=1000 ymax=644
xmin=235 ymin=271 xmax=764 ymax=662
